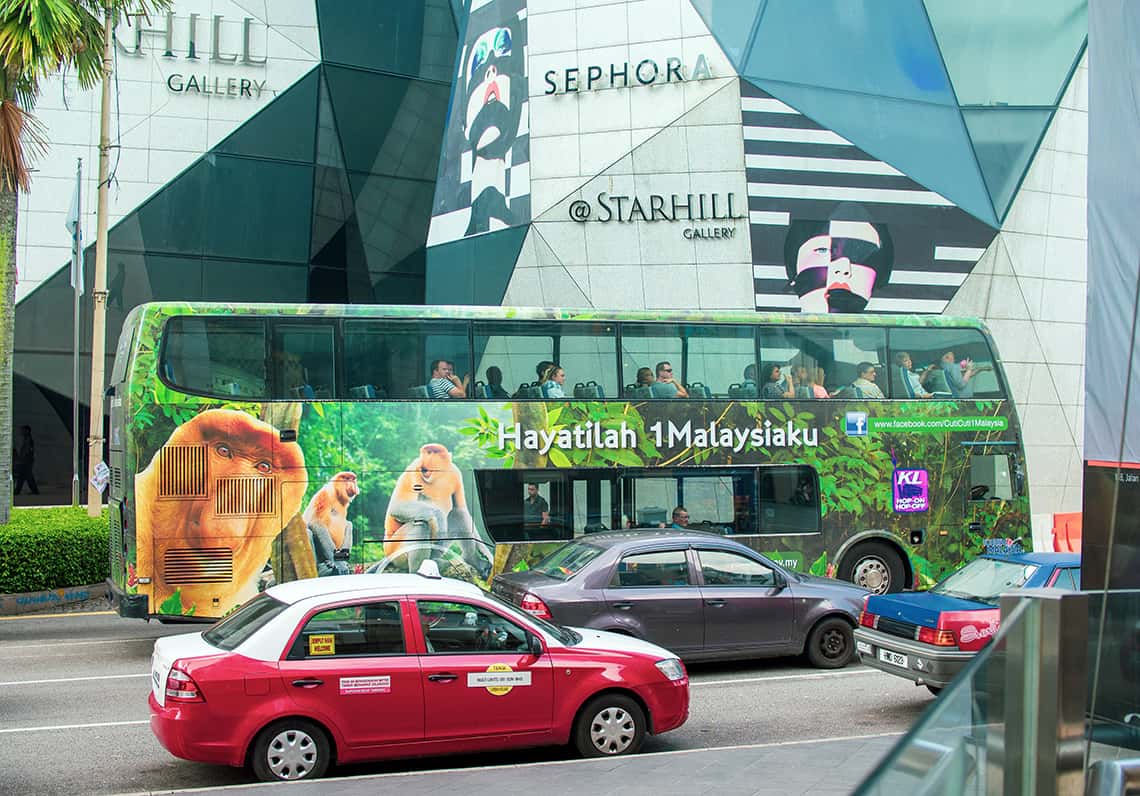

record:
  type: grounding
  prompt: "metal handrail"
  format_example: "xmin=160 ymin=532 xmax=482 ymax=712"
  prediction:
xmin=1086 ymin=758 xmax=1140 ymax=796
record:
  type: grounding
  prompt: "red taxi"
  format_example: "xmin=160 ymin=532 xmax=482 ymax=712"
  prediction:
xmin=149 ymin=566 xmax=689 ymax=782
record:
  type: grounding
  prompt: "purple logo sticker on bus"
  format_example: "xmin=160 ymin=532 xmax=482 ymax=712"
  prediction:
xmin=893 ymin=469 xmax=929 ymax=513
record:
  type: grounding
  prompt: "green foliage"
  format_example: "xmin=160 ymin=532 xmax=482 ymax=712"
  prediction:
xmin=158 ymin=588 xmax=195 ymax=616
xmin=808 ymin=551 xmax=828 ymax=576
xmin=0 ymin=508 xmax=109 ymax=593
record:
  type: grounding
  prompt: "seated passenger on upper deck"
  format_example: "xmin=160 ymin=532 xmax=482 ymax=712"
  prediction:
xmin=428 ymin=359 xmax=469 ymax=399
xmin=652 ymin=361 xmax=688 ymax=398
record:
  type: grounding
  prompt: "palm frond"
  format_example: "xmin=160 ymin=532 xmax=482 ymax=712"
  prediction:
xmin=0 ymin=0 xmax=105 ymax=88
xmin=0 ymin=98 xmax=45 ymax=192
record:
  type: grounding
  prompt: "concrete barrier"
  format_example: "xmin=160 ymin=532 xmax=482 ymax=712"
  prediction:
xmin=0 ymin=583 xmax=109 ymax=616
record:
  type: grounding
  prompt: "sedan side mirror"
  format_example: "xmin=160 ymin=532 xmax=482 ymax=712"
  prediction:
xmin=528 ymin=633 xmax=544 ymax=658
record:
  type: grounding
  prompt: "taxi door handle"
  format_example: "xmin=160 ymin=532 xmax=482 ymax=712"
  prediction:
xmin=428 ymin=673 xmax=458 ymax=683
xmin=705 ymin=599 xmax=726 ymax=607
xmin=291 ymin=678 xmax=324 ymax=688
xmin=612 ymin=601 xmax=633 ymax=610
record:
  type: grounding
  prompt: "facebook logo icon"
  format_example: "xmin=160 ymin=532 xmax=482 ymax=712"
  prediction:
xmin=845 ymin=411 xmax=868 ymax=436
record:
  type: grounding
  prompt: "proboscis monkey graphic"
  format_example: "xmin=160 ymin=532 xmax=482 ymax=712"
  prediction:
xmin=136 ymin=409 xmax=307 ymax=614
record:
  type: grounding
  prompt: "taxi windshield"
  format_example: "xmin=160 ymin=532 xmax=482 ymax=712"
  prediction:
xmin=202 ymin=593 xmax=288 ymax=651
xmin=531 ymin=541 xmax=604 ymax=581
xmin=931 ymin=558 xmax=1038 ymax=606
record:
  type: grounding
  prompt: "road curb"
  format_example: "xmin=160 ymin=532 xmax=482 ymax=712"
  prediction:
xmin=0 ymin=583 xmax=109 ymax=616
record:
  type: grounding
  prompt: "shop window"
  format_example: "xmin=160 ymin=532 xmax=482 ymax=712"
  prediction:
xmin=969 ymin=454 xmax=1014 ymax=502
xmin=159 ymin=316 xmax=268 ymax=399
xmin=287 ymin=601 xmax=405 ymax=659
xmin=272 ymin=323 xmax=337 ymax=400
xmin=759 ymin=326 xmax=888 ymax=399
xmin=889 ymin=327 xmax=1005 ymax=399
xmin=344 ymin=320 xmax=470 ymax=399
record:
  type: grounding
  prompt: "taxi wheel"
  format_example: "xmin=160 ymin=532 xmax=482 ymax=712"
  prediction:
xmin=806 ymin=617 xmax=854 ymax=669
xmin=574 ymin=694 xmax=646 ymax=758
xmin=251 ymin=719 xmax=331 ymax=782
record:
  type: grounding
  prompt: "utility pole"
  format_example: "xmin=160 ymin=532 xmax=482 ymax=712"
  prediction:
xmin=86 ymin=7 xmax=113 ymax=516
xmin=70 ymin=158 xmax=83 ymax=507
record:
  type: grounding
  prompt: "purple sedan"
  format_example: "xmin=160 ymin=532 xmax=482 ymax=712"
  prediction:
xmin=491 ymin=530 xmax=868 ymax=668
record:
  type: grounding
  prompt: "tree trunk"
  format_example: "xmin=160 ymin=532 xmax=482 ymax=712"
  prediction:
xmin=0 ymin=185 xmax=17 ymax=525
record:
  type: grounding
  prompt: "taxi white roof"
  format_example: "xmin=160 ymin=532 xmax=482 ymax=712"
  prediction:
xmin=265 ymin=573 xmax=485 ymax=606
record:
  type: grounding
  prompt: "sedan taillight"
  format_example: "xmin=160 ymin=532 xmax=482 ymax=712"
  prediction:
xmin=520 ymin=592 xmax=553 ymax=621
xmin=917 ymin=626 xmax=957 ymax=647
xmin=165 ymin=664 xmax=205 ymax=703
xmin=859 ymin=610 xmax=878 ymax=629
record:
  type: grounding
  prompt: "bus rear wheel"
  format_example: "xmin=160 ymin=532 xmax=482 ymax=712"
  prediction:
xmin=839 ymin=542 xmax=905 ymax=594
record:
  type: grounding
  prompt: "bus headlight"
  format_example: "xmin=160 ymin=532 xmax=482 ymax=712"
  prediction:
xmin=655 ymin=658 xmax=686 ymax=681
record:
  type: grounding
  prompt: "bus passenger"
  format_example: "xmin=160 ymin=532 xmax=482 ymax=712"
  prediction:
xmin=540 ymin=364 xmax=566 ymax=399
xmin=653 ymin=361 xmax=689 ymax=398
xmin=636 ymin=367 xmax=654 ymax=388
xmin=670 ymin=506 xmax=690 ymax=529
xmin=793 ymin=366 xmax=813 ymax=400
xmin=852 ymin=362 xmax=885 ymax=399
xmin=761 ymin=364 xmax=794 ymax=399
xmin=486 ymin=366 xmax=510 ymax=399
xmin=811 ymin=368 xmax=831 ymax=399
xmin=429 ymin=359 xmax=469 ymax=399
xmin=895 ymin=352 xmax=936 ymax=398
xmin=523 ymin=483 xmax=550 ymax=527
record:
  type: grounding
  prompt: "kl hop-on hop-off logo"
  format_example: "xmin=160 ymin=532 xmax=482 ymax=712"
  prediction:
xmin=893 ymin=468 xmax=929 ymax=513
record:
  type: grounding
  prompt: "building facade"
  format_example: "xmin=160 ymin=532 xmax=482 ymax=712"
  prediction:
xmin=13 ymin=0 xmax=1087 ymax=547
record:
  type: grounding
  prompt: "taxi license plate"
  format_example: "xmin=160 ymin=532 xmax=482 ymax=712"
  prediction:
xmin=879 ymin=649 xmax=908 ymax=668
xmin=856 ymin=640 xmax=871 ymax=656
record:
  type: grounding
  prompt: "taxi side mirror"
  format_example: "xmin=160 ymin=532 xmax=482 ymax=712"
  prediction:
xmin=528 ymin=633 xmax=544 ymax=658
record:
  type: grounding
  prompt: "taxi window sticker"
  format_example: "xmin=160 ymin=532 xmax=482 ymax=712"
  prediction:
xmin=308 ymin=634 xmax=336 ymax=656
xmin=339 ymin=675 xmax=391 ymax=695
xmin=467 ymin=663 xmax=532 ymax=695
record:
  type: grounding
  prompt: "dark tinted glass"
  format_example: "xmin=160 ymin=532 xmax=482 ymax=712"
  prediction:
xmin=160 ymin=316 xmax=267 ymax=398
xmin=344 ymin=319 xmax=470 ymax=399
xmin=611 ymin=550 xmax=691 ymax=588
xmin=475 ymin=470 xmax=572 ymax=541
xmin=697 ymin=549 xmax=776 ymax=587
xmin=317 ymin=0 xmax=457 ymax=82
xmin=287 ymin=601 xmax=406 ymax=659
xmin=758 ymin=465 xmax=820 ymax=534
xmin=203 ymin=593 xmax=287 ymax=651
xmin=272 ymin=322 xmax=337 ymax=400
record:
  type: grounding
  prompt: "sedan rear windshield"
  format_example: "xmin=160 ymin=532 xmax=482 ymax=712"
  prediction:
xmin=203 ymin=593 xmax=288 ymax=651
xmin=931 ymin=558 xmax=1038 ymax=606
xmin=531 ymin=542 xmax=604 ymax=581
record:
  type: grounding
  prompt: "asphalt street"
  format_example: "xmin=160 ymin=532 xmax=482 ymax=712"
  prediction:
xmin=0 ymin=611 xmax=932 ymax=795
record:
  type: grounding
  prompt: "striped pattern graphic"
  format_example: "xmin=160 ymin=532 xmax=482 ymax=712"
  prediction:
xmin=741 ymin=81 xmax=998 ymax=314
xmin=158 ymin=445 xmax=207 ymax=499
xmin=163 ymin=548 xmax=234 ymax=585
xmin=214 ymin=476 xmax=276 ymax=517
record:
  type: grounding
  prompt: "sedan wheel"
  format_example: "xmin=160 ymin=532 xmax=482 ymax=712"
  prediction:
xmin=574 ymin=694 xmax=646 ymax=757
xmin=806 ymin=617 xmax=855 ymax=669
xmin=251 ymin=719 xmax=331 ymax=782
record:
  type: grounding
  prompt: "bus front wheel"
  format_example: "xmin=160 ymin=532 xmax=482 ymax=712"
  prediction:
xmin=839 ymin=542 xmax=905 ymax=594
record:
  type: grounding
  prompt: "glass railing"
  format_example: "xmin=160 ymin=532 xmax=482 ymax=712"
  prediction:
xmin=855 ymin=588 xmax=1140 ymax=795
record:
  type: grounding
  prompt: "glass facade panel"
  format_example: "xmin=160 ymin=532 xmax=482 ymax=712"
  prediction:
xmin=925 ymin=0 xmax=1087 ymax=106
xmin=203 ymin=260 xmax=308 ymax=303
xmin=962 ymin=108 xmax=1053 ymax=219
xmin=215 ymin=69 xmax=319 ymax=164
xmin=744 ymin=0 xmax=955 ymax=106
xmin=760 ymin=326 xmax=889 ymax=399
xmin=317 ymin=0 xmax=456 ymax=83
xmin=424 ymin=226 xmax=527 ymax=305
xmin=689 ymin=0 xmax=764 ymax=67
xmin=749 ymin=80 xmax=997 ymax=227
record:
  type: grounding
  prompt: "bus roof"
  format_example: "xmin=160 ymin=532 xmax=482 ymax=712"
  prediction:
xmin=134 ymin=302 xmax=994 ymax=331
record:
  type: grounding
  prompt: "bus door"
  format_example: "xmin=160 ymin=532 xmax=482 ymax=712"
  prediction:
xmin=965 ymin=446 xmax=1024 ymax=547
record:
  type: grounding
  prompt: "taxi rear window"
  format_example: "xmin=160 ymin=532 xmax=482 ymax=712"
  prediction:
xmin=203 ymin=593 xmax=288 ymax=651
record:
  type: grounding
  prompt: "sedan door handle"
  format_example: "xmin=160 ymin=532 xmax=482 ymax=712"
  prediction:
xmin=291 ymin=678 xmax=324 ymax=688
xmin=705 ymin=599 xmax=726 ymax=607
xmin=427 ymin=673 xmax=458 ymax=683
xmin=612 ymin=601 xmax=633 ymax=610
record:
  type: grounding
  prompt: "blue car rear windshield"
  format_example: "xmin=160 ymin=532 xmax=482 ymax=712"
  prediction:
xmin=531 ymin=542 xmax=604 ymax=580
xmin=203 ymin=593 xmax=288 ymax=651
xmin=931 ymin=558 xmax=1038 ymax=605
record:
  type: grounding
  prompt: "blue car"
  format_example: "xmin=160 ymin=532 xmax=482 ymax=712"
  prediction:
xmin=854 ymin=552 xmax=1081 ymax=694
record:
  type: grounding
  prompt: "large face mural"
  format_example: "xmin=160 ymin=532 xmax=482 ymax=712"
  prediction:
xmin=428 ymin=0 xmax=530 ymax=245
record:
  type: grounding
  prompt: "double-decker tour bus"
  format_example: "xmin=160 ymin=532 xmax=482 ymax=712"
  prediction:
xmin=106 ymin=303 xmax=1029 ymax=620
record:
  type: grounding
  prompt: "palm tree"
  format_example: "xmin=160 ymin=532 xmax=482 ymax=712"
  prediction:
xmin=0 ymin=0 xmax=167 ymax=523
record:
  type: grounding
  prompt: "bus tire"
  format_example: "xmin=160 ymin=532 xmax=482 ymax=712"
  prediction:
xmin=839 ymin=541 xmax=906 ymax=594
xmin=250 ymin=718 xmax=331 ymax=782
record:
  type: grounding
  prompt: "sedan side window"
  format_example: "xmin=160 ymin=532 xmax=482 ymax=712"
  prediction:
xmin=1050 ymin=568 xmax=1080 ymax=590
xmin=417 ymin=601 xmax=530 ymax=654
xmin=697 ymin=549 xmax=775 ymax=587
xmin=287 ymin=601 xmax=405 ymax=660
xmin=611 ymin=550 xmax=691 ymax=587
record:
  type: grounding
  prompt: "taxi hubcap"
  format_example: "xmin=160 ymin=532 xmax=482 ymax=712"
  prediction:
xmin=853 ymin=558 xmax=889 ymax=594
xmin=590 ymin=706 xmax=635 ymax=754
xmin=267 ymin=729 xmax=318 ymax=780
